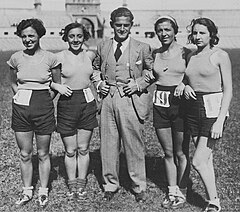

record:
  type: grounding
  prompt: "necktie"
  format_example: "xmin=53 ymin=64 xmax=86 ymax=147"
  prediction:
xmin=114 ymin=42 xmax=122 ymax=62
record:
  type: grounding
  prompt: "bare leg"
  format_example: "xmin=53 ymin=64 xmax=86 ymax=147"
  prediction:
xmin=156 ymin=128 xmax=177 ymax=186
xmin=36 ymin=134 xmax=51 ymax=188
xmin=15 ymin=131 xmax=34 ymax=187
xmin=172 ymin=131 xmax=190 ymax=188
xmin=61 ymin=135 xmax=78 ymax=181
xmin=192 ymin=136 xmax=218 ymax=201
xmin=77 ymin=129 xmax=93 ymax=179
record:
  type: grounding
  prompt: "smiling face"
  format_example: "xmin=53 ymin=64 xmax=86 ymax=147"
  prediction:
xmin=192 ymin=23 xmax=211 ymax=49
xmin=21 ymin=26 xmax=40 ymax=51
xmin=155 ymin=21 xmax=175 ymax=46
xmin=112 ymin=16 xmax=132 ymax=42
xmin=67 ymin=27 xmax=84 ymax=53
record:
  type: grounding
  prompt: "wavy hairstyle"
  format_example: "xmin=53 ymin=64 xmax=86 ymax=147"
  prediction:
xmin=61 ymin=22 xmax=91 ymax=42
xmin=110 ymin=7 xmax=134 ymax=25
xmin=16 ymin=18 xmax=46 ymax=38
xmin=187 ymin=17 xmax=219 ymax=48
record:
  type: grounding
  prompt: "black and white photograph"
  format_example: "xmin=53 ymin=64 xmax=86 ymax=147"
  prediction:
xmin=0 ymin=0 xmax=239 ymax=211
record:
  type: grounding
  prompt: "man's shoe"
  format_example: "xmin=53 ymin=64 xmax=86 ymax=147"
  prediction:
xmin=103 ymin=191 xmax=115 ymax=201
xmin=135 ymin=191 xmax=147 ymax=203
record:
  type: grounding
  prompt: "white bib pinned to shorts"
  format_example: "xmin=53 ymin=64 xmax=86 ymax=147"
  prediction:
xmin=153 ymin=90 xmax=170 ymax=108
xmin=13 ymin=90 xmax=32 ymax=106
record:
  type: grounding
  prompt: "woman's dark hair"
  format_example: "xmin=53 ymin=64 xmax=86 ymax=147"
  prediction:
xmin=61 ymin=22 xmax=91 ymax=42
xmin=154 ymin=16 xmax=178 ymax=35
xmin=187 ymin=17 xmax=219 ymax=47
xmin=110 ymin=7 xmax=134 ymax=24
xmin=16 ymin=18 xmax=46 ymax=38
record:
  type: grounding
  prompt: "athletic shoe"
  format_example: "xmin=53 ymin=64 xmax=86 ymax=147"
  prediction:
xmin=172 ymin=195 xmax=186 ymax=209
xmin=162 ymin=194 xmax=175 ymax=208
xmin=15 ymin=194 xmax=32 ymax=206
xmin=38 ymin=194 xmax=48 ymax=208
xmin=38 ymin=187 xmax=49 ymax=208
xmin=77 ymin=187 xmax=87 ymax=199
xmin=203 ymin=203 xmax=221 ymax=212
xmin=134 ymin=191 xmax=147 ymax=203
xmin=15 ymin=186 xmax=33 ymax=207
xmin=103 ymin=191 xmax=115 ymax=201
xmin=172 ymin=187 xmax=186 ymax=209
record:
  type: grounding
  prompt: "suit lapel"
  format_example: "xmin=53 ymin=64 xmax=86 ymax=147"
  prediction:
xmin=101 ymin=39 xmax=113 ymax=74
xmin=102 ymin=39 xmax=113 ymax=60
xmin=129 ymin=38 xmax=141 ymax=67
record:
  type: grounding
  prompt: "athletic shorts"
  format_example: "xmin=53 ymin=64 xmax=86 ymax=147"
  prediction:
xmin=11 ymin=89 xmax=56 ymax=135
xmin=57 ymin=89 xmax=98 ymax=137
xmin=153 ymin=85 xmax=184 ymax=131
xmin=184 ymin=92 xmax=227 ymax=149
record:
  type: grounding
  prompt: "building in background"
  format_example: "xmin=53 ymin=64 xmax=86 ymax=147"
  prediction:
xmin=0 ymin=0 xmax=104 ymax=51
xmin=102 ymin=9 xmax=240 ymax=49
xmin=65 ymin=0 xmax=104 ymax=38
xmin=0 ymin=0 xmax=240 ymax=50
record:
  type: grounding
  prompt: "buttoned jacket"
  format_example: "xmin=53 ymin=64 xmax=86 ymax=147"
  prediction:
xmin=94 ymin=37 xmax=153 ymax=121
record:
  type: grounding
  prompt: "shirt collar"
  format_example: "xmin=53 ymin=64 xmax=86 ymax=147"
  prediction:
xmin=113 ymin=37 xmax=130 ymax=51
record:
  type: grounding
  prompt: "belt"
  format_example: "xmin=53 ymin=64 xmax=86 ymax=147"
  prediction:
xmin=107 ymin=82 xmax=127 ymax=97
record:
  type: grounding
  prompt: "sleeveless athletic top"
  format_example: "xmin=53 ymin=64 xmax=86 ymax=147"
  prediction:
xmin=154 ymin=47 xmax=186 ymax=86
xmin=56 ymin=49 xmax=93 ymax=90
xmin=185 ymin=48 xmax=222 ymax=92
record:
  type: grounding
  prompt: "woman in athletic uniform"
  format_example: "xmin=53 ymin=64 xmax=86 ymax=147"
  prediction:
xmin=7 ymin=18 xmax=61 ymax=208
xmin=51 ymin=22 xmax=99 ymax=199
xmin=145 ymin=15 xmax=191 ymax=209
xmin=184 ymin=17 xmax=232 ymax=212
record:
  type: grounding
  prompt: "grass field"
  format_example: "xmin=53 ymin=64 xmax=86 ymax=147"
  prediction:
xmin=0 ymin=49 xmax=239 ymax=212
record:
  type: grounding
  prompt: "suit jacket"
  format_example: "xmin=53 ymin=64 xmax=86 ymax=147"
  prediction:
xmin=93 ymin=37 xmax=153 ymax=121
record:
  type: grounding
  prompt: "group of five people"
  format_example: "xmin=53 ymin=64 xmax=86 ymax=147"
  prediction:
xmin=8 ymin=6 xmax=232 ymax=212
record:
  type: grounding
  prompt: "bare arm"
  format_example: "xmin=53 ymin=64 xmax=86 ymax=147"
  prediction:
xmin=184 ymin=84 xmax=196 ymax=100
xmin=211 ymin=50 xmax=232 ymax=139
xmin=51 ymin=64 xmax=61 ymax=84
xmin=50 ymin=64 xmax=72 ymax=98
xmin=174 ymin=82 xmax=185 ymax=97
xmin=217 ymin=50 xmax=232 ymax=120
xmin=9 ymin=67 xmax=18 ymax=95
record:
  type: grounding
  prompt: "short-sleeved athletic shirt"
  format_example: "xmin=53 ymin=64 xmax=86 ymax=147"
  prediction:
xmin=7 ymin=49 xmax=59 ymax=90
xmin=56 ymin=49 xmax=94 ymax=90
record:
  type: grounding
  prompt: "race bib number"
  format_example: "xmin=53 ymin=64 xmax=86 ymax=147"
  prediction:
xmin=13 ymin=90 xmax=32 ymax=106
xmin=153 ymin=90 xmax=170 ymax=107
xmin=203 ymin=92 xmax=229 ymax=118
xmin=83 ymin=88 xmax=95 ymax=103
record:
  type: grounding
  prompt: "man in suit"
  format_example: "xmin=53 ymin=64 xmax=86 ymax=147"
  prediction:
xmin=93 ymin=7 xmax=153 ymax=202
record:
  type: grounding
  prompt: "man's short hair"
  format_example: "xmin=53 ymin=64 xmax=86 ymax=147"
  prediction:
xmin=110 ymin=7 xmax=134 ymax=23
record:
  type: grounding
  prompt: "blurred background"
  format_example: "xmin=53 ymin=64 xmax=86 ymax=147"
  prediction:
xmin=0 ymin=0 xmax=240 ymax=51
